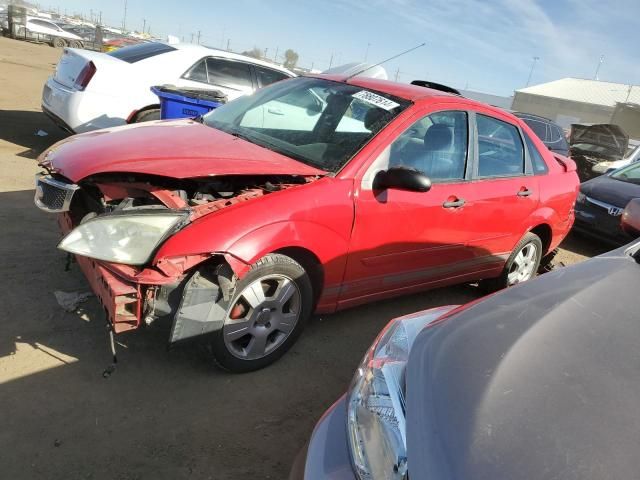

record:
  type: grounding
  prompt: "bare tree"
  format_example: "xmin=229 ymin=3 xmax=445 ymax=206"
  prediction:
xmin=241 ymin=47 xmax=263 ymax=59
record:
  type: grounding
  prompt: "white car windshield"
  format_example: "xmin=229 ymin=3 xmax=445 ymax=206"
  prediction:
xmin=203 ymin=77 xmax=410 ymax=172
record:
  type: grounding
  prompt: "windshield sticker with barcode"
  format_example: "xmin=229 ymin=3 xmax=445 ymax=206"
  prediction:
xmin=352 ymin=90 xmax=400 ymax=111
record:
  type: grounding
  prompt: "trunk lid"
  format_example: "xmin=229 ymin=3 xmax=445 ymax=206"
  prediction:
xmin=43 ymin=119 xmax=327 ymax=181
xmin=53 ymin=48 xmax=122 ymax=90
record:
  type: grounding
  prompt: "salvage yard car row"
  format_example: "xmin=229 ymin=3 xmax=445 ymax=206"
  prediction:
xmin=31 ymin=41 xmax=640 ymax=480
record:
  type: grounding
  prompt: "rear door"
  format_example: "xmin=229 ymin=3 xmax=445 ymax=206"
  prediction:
xmin=465 ymin=112 xmax=539 ymax=255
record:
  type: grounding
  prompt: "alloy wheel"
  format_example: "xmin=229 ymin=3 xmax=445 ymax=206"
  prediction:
xmin=223 ymin=274 xmax=302 ymax=360
xmin=507 ymin=242 xmax=538 ymax=285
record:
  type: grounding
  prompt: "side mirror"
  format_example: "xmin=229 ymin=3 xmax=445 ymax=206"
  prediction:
xmin=621 ymin=198 xmax=640 ymax=237
xmin=373 ymin=167 xmax=431 ymax=193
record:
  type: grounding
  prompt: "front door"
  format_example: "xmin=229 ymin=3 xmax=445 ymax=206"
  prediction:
xmin=341 ymin=110 xmax=484 ymax=305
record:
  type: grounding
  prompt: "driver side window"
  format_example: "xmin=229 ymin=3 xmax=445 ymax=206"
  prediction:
xmin=388 ymin=111 xmax=469 ymax=181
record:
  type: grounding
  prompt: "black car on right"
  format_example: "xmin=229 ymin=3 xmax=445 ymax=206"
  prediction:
xmin=575 ymin=160 xmax=640 ymax=244
xmin=513 ymin=112 xmax=569 ymax=156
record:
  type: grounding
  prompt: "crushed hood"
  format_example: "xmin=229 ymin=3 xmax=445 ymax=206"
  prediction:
xmin=42 ymin=119 xmax=326 ymax=182
xmin=569 ymin=123 xmax=629 ymax=158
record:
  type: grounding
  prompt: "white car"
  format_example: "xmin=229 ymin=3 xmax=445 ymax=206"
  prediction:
xmin=21 ymin=16 xmax=84 ymax=48
xmin=592 ymin=140 xmax=640 ymax=175
xmin=41 ymin=42 xmax=295 ymax=133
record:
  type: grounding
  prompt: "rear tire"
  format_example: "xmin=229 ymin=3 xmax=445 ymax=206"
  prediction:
xmin=481 ymin=232 xmax=543 ymax=292
xmin=69 ymin=40 xmax=83 ymax=49
xmin=209 ymin=254 xmax=313 ymax=373
xmin=52 ymin=37 xmax=67 ymax=48
xmin=133 ymin=109 xmax=161 ymax=123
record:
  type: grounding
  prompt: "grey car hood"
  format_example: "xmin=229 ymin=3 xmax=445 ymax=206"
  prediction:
xmin=406 ymin=243 xmax=640 ymax=480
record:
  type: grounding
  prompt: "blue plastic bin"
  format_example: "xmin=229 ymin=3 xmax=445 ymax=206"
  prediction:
xmin=151 ymin=85 xmax=227 ymax=120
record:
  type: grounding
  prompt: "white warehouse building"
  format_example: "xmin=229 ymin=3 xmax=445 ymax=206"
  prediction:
xmin=512 ymin=78 xmax=640 ymax=138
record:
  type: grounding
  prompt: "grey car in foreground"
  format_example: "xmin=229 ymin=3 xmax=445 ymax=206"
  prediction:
xmin=291 ymin=201 xmax=640 ymax=480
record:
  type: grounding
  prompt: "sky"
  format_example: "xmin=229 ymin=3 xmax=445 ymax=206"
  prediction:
xmin=40 ymin=0 xmax=640 ymax=96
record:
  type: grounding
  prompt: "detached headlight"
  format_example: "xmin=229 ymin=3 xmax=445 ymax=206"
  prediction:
xmin=347 ymin=306 xmax=456 ymax=480
xmin=58 ymin=211 xmax=187 ymax=265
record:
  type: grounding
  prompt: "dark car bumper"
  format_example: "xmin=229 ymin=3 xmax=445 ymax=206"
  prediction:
xmin=289 ymin=395 xmax=356 ymax=480
xmin=574 ymin=198 xmax=632 ymax=246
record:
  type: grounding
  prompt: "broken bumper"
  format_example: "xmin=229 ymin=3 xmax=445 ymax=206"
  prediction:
xmin=59 ymin=212 xmax=144 ymax=332
xmin=58 ymin=213 xmax=228 ymax=340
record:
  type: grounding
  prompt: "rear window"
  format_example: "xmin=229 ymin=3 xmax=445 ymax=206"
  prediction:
xmin=255 ymin=66 xmax=290 ymax=87
xmin=477 ymin=114 xmax=525 ymax=177
xmin=108 ymin=42 xmax=176 ymax=63
xmin=524 ymin=131 xmax=549 ymax=174
xmin=205 ymin=58 xmax=253 ymax=89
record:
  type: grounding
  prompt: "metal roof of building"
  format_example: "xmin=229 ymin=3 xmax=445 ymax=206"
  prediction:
xmin=516 ymin=78 xmax=640 ymax=107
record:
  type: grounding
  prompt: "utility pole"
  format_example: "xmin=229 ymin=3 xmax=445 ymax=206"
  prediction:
xmin=122 ymin=0 xmax=127 ymax=32
xmin=190 ymin=32 xmax=194 ymax=43
xmin=264 ymin=48 xmax=268 ymax=59
xmin=197 ymin=30 xmax=201 ymax=45
xmin=394 ymin=67 xmax=400 ymax=82
xmin=226 ymin=39 xmax=231 ymax=51
xmin=525 ymin=56 xmax=539 ymax=87
xmin=328 ymin=53 xmax=334 ymax=70
xmin=274 ymin=46 xmax=279 ymax=62
xmin=594 ymin=55 xmax=605 ymax=80
xmin=142 ymin=18 xmax=146 ymax=34
xmin=364 ymin=42 xmax=371 ymax=62
xmin=99 ymin=11 xmax=102 ymax=25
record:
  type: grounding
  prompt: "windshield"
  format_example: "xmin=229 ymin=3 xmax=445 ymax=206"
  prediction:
xmin=611 ymin=161 xmax=640 ymax=184
xmin=203 ymin=77 xmax=411 ymax=172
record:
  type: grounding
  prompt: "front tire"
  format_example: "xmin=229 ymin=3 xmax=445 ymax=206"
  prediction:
xmin=482 ymin=232 xmax=543 ymax=292
xmin=209 ymin=254 xmax=313 ymax=373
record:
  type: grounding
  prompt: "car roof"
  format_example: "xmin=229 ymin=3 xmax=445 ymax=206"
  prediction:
xmin=513 ymin=111 xmax=555 ymax=123
xmin=171 ymin=43 xmax=294 ymax=76
xmin=309 ymin=74 xmax=518 ymax=119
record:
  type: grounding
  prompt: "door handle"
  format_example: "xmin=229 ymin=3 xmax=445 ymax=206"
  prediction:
xmin=517 ymin=188 xmax=533 ymax=197
xmin=443 ymin=197 xmax=465 ymax=208
xmin=267 ymin=108 xmax=284 ymax=115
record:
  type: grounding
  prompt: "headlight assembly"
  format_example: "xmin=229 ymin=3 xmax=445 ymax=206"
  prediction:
xmin=58 ymin=211 xmax=188 ymax=265
xmin=347 ymin=306 xmax=457 ymax=480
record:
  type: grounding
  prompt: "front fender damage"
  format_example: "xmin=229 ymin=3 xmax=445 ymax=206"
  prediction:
xmin=167 ymin=263 xmax=236 ymax=344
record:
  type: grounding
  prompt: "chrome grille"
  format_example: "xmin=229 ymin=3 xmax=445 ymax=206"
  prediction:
xmin=34 ymin=173 xmax=80 ymax=213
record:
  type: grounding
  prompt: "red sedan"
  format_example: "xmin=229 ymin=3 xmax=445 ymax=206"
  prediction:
xmin=34 ymin=75 xmax=579 ymax=372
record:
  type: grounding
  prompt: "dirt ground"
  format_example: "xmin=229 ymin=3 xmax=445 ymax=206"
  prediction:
xmin=0 ymin=36 xmax=612 ymax=479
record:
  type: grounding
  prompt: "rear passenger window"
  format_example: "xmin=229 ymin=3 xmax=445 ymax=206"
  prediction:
xmin=255 ymin=66 xmax=289 ymax=87
xmin=108 ymin=42 xmax=176 ymax=63
xmin=206 ymin=58 xmax=252 ymax=89
xmin=477 ymin=115 xmax=525 ymax=177
xmin=523 ymin=119 xmax=548 ymax=141
xmin=524 ymin=132 xmax=549 ymax=174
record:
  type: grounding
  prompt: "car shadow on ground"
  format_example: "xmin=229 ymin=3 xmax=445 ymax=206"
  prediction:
xmin=558 ymin=230 xmax=613 ymax=258
xmin=0 ymin=109 xmax=68 ymax=159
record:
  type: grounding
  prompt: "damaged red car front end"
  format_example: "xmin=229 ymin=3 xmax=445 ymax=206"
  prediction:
xmin=35 ymin=118 xmax=328 ymax=350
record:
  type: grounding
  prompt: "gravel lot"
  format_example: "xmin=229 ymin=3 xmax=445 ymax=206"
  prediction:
xmin=0 ymin=36 xmax=612 ymax=480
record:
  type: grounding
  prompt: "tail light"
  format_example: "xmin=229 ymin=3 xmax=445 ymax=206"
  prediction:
xmin=74 ymin=61 xmax=96 ymax=91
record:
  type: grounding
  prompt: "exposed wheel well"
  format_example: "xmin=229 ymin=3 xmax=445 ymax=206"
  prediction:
xmin=529 ymin=224 xmax=552 ymax=255
xmin=129 ymin=104 xmax=160 ymax=123
xmin=274 ymin=247 xmax=324 ymax=305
